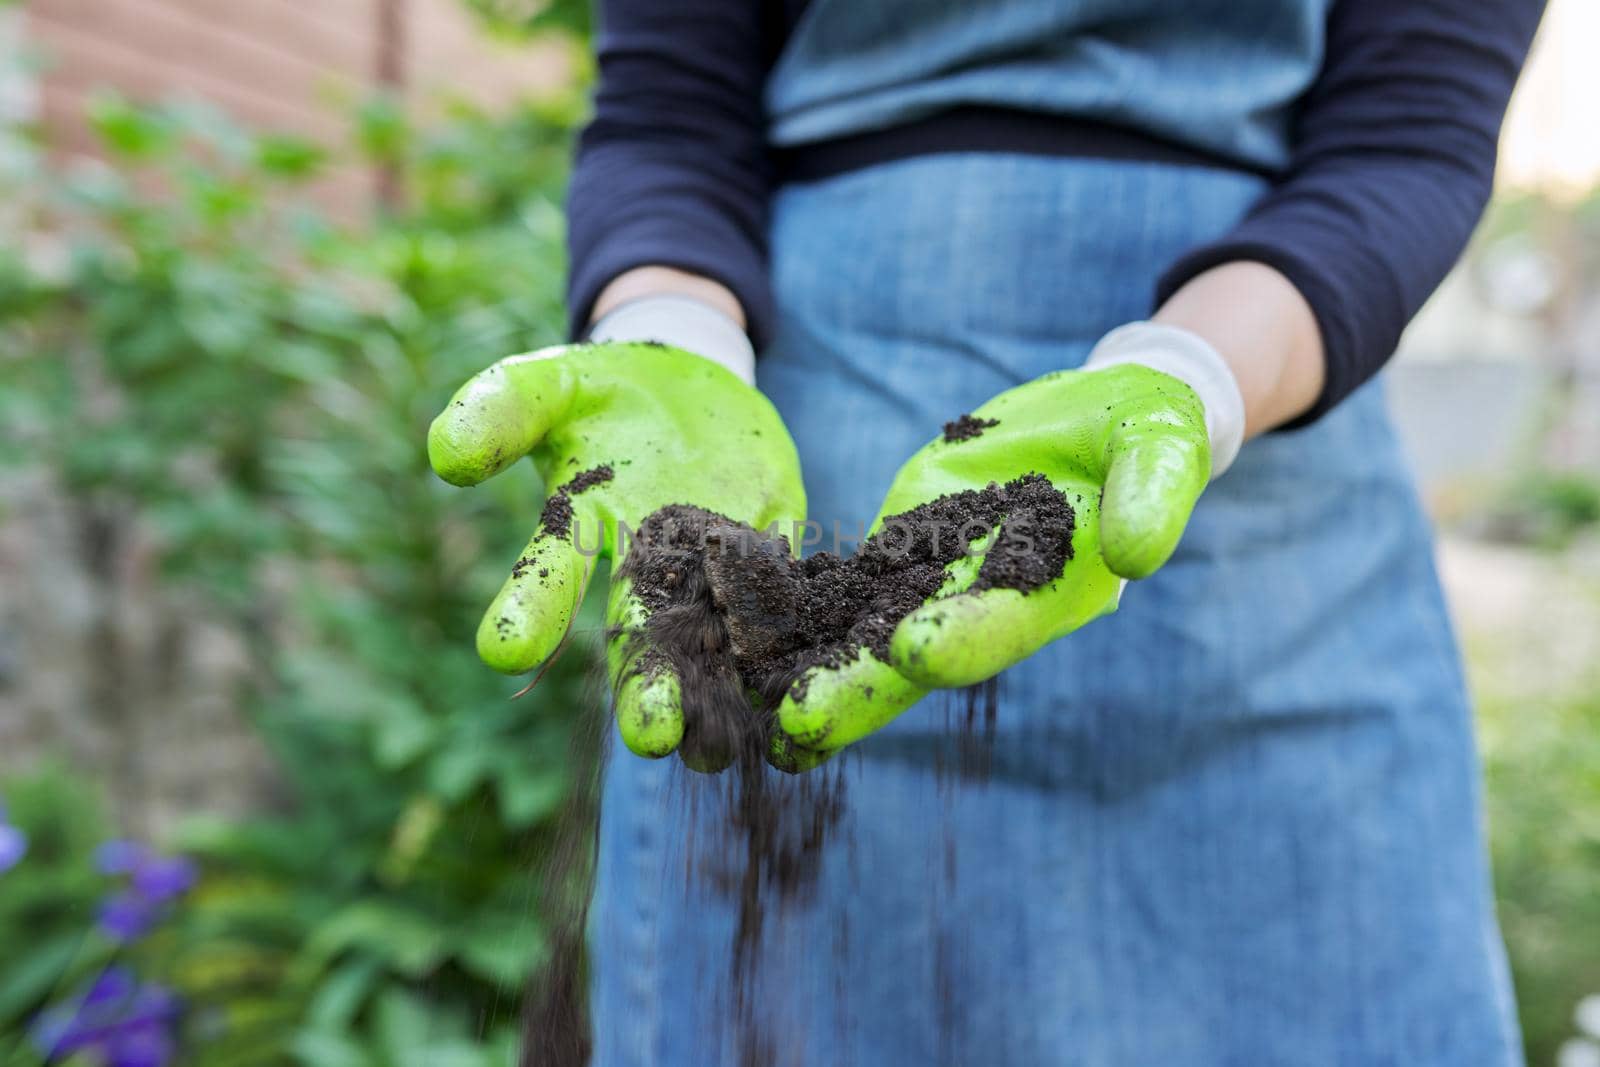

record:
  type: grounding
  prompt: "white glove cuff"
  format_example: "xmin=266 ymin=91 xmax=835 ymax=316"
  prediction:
xmin=586 ymin=294 xmax=757 ymax=385
xmin=1083 ymin=322 xmax=1246 ymax=478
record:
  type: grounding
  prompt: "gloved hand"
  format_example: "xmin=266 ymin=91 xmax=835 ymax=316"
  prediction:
xmin=428 ymin=297 xmax=805 ymax=760
xmin=773 ymin=322 xmax=1244 ymax=766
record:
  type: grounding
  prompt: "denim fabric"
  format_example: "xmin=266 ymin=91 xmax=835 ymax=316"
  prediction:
xmin=588 ymin=155 xmax=1520 ymax=1065
xmin=765 ymin=0 xmax=1330 ymax=172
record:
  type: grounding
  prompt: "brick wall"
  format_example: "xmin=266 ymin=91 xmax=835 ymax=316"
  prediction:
xmin=23 ymin=0 xmax=572 ymax=216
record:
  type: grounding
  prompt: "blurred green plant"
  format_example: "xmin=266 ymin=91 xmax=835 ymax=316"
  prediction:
xmin=0 ymin=81 xmax=601 ymax=1064
xmin=1472 ymin=469 xmax=1600 ymax=550
xmin=1481 ymin=680 xmax=1600 ymax=1066
xmin=462 ymin=0 xmax=592 ymax=40
xmin=0 ymin=767 xmax=114 ymax=1046
xmin=0 ymin=767 xmax=201 ymax=1067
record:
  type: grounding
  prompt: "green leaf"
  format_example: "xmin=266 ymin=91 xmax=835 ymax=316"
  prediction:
xmin=356 ymin=95 xmax=410 ymax=165
xmin=373 ymin=704 xmax=439 ymax=770
xmin=306 ymin=957 xmax=381 ymax=1031
xmin=291 ymin=1029 xmax=373 ymax=1067
xmin=374 ymin=987 xmax=439 ymax=1061
xmin=459 ymin=917 xmax=541 ymax=987
xmin=255 ymin=135 xmax=329 ymax=180
xmin=305 ymin=904 xmax=448 ymax=978
xmin=425 ymin=743 xmax=496 ymax=803
xmin=0 ymin=930 xmax=89 ymax=1025
xmin=86 ymin=94 xmax=176 ymax=159
xmin=485 ymin=1029 xmax=520 ymax=1067
xmin=400 ymin=1042 xmax=493 ymax=1067
xmin=494 ymin=761 xmax=565 ymax=827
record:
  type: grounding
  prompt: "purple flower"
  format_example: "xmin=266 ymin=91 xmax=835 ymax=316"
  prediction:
xmin=33 ymin=966 xmax=143 ymax=1051
xmin=0 ymin=822 xmax=26 ymax=873
xmin=108 ymin=1022 xmax=175 ymax=1067
xmin=131 ymin=855 xmax=196 ymax=903
xmin=84 ymin=967 xmax=138 ymax=1008
xmin=94 ymin=841 xmax=197 ymax=942
xmin=97 ymin=891 xmax=158 ymax=942
xmin=96 ymin=840 xmax=149 ymax=876
xmin=32 ymin=967 xmax=181 ymax=1067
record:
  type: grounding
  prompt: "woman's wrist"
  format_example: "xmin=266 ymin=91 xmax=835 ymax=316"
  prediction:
xmin=1083 ymin=322 xmax=1245 ymax=478
xmin=1151 ymin=261 xmax=1325 ymax=437
xmin=587 ymin=267 xmax=756 ymax=384
xmin=589 ymin=294 xmax=756 ymax=384
xmin=591 ymin=266 xmax=746 ymax=330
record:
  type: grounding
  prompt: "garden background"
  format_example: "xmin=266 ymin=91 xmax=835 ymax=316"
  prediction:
xmin=2 ymin=1 xmax=1599 ymax=1065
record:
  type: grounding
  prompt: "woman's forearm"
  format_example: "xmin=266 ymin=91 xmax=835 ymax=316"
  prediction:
xmin=1153 ymin=261 xmax=1325 ymax=438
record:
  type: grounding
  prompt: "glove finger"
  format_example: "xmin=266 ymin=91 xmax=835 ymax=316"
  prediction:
xmin=1098 ymin=429 xmax=1207 ymax=579
xmin=889 ymin=564 xmax=1120 ymax=689
xmin=767 ymin=731 xmax=835 ymax=774
xmin=614 ymin=662 xmax=686 ymax=759
xmin=428 ymin=348 xmax=576 ymax=487
xmin=605 ymin=576 xmax=687 ymax=759
xmin=886 ymin=483 xmax=1120 ymax=689
xmin=476 ymin=516 xmax=596 ymax=674
xmin=777 ymin=648 xmax=926 ymax=754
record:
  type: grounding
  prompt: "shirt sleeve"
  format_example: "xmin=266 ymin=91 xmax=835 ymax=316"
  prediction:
xmin=565 ymin=1 xmax=782 ymax=346
xmin=1154 ymin=0 xmax=1547 ymax=426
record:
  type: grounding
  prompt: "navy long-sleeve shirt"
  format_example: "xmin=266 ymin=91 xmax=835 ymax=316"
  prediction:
xmin=567 ymin=0 xmax=1545 ymax=424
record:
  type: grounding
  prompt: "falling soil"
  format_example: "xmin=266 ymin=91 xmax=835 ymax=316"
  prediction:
xmin=520 ymin=674 xmax=608 ymax=1067
xmin=941 ymin=413 xmax=999 ymax=443
xmin=524 ymin=471 xmax=1077 ymax=1065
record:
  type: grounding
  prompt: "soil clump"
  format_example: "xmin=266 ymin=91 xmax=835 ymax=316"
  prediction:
xmin=941 ymin=413 xmax=1000 ymax=442
xmin=614 ymin=471 xmax=1074 ymax=762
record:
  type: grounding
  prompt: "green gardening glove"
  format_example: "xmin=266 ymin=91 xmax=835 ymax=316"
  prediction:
xmin=428 ymin=340 xmax=806 ymax=760
xmin=774 ymin=322 xmax=1243 ymax=766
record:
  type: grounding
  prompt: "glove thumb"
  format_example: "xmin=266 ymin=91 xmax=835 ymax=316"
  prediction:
xmin=1098 ymin=426 xmax=1208 ymax=579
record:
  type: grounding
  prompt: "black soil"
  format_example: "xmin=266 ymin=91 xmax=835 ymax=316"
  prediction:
xmin=615 ymin=472 xmax=1074 ymax=745
xmin=941 ymin=413 xmax=999 ymax=443
xmin=520 ymin=680 xmax=608 ymax=1067
xmin=535 ymin=464 xmax=613 ymax=541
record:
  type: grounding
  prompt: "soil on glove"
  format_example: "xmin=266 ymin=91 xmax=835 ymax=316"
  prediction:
xmin=941 ymin=413 xmax=999 ymax=443
xmin=533 ymin=463 xmax=613 ymax=541
xmin=615 ymin=471 xmax=1074 ymax=755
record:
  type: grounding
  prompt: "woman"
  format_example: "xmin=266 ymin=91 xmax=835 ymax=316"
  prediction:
xmin=429 ymin=1 xmax=1545 ymax=1062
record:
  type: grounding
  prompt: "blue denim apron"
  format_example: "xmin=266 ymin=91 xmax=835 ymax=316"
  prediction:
xmin=588 ymin=154 xmax=1520 ymax=1065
